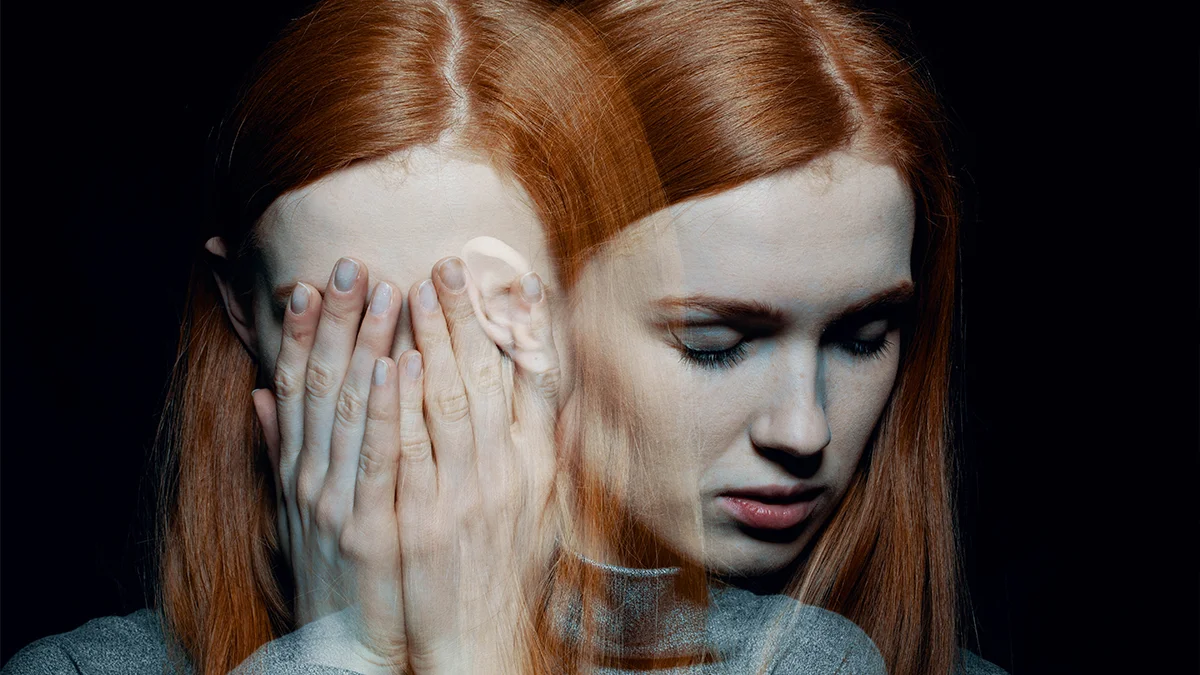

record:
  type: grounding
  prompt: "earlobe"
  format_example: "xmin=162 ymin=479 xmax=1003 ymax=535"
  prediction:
xmin=204 ymin=236 xmax=259 ymax=358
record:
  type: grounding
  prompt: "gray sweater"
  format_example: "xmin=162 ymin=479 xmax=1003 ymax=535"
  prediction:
xmin=2 ymin=560 xmax=1006 ymax=674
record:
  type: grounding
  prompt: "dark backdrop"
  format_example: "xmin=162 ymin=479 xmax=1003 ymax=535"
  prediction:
xmin=3 ymin=2 xmax=1196 ymax=672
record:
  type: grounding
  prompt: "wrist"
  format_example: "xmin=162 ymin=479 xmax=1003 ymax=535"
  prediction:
xmin=296 ymin=608 xmax=407 ymax=675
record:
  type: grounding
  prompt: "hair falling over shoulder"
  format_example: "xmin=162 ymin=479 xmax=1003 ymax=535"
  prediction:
xmin=153 ymin=262 xmax=286 ymax=674
xmin=572 ymin=1 xmax=964 ymax=673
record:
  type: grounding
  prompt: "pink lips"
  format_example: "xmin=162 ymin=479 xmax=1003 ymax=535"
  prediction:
xmin=716 ymin=487 xmax=821 ymax=530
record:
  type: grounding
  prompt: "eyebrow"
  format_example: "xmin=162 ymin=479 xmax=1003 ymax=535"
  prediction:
xmin=273 ymin=282 xmax=303 ymax=304
xmin=826 ymin=281 xmax=915 ymax=326
xmin=651 ymin=295 xmax=786 ymax=328
xmin=652 ymin=281 xmax=915 ymax=328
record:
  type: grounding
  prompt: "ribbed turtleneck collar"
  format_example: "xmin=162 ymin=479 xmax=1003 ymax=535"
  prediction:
xmin=553 ymin=553 xmax=712 ymax=662
xmin=549 ymin=550 xmax=889 ymax=674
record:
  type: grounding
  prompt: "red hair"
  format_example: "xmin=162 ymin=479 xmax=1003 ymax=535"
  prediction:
xmin=574 ymin=1 xmax=963 ymax=673
xmin=154 ymin=1 xmax=663 ymax=672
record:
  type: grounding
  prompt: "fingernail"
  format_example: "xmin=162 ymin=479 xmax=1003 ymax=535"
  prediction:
xmin=251 ymin=388 xmax=261 ymax=398
xmin=437 ymin=258 xmax=466 ymax=292
xmin=290 ymin=284 xmax=309 ymax=314
xmin=334 ymin=258 xmax=359 ymax=292
xmin=418 ymin=279 xmax=438 ymax=312
xmin=520 ymin=272 xmax=543 ymax=303
xmin=405 ymin=353 xmax=423 ymax=379
xmin=369 ymin=283 xmax=392 ymax=315
xmin=373 ymin=358 xmax=389 ymax=386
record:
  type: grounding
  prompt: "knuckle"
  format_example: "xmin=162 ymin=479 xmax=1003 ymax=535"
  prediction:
xmin=273 ymin=367 xmax=305 ymax=402
xmin=338 ymin=524 xmax=366 ymax=561
xmin=295 ymin=473 xmax=320 ymax=511
xmin=304 ymin=359 xmax=342 ymax=401
xmin=333 ymin=388 xmax=368 ymax=428
xmin=357 ymin=443 xmax=391 ymax=478
xmin=313 ymin=491 xmax=344 ymax=531
xmin=282 ymin=316 xmax=315 ymax=343
xmin=473 ymin=360 xmax=506 ymax=396
xmin=527 ymin=365 xmax=562 ymax=402
xmin=399 ymin=435 xmax=432 ymax=460
xmin=321 ymin=300 xmax=360 ymax=328
xmin=432 ymin=389 xmax=471 ymax=424
xmin=442 ymin=295 xmax=476 ymax=323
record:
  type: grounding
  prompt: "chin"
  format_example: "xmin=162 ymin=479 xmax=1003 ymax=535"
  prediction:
xmin=698 ymin=531 xmax=809 ymax=580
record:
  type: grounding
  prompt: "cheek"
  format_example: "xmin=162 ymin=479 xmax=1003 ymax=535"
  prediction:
xmin=824 ymin=348 xmax=902 ymax=472
xmin=253 ymin=310 xmax=284 ymax=382
xmin=565 ymin=327 xmax=696 ymax=502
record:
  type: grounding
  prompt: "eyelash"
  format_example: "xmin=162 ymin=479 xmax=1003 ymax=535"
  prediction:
xmin=679 ymin=342 xmax=750 ymax=370
xmin=838 ymin=335 xmax=893 ymax=361
xmin=678 ymin=332 xmax=894 ymax=370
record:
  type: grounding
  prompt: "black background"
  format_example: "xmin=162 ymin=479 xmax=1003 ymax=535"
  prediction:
xmin=2 ymin=1 xmax=1196 ymax=672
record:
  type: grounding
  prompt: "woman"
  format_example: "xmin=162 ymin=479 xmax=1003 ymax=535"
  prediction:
xmin=538 ymin=0 xmax=1007 ymax=673
xmin=1 ymin=0 xmax=665 ymax=672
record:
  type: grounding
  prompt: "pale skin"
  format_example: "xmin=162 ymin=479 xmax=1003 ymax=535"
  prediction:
xmin=211 ymin=144 xmax=562 ymax=673
xmin=564 ymin=150 xmax=916 ymax=579
xmin=211 ymin=146 xmax=917 ymax=671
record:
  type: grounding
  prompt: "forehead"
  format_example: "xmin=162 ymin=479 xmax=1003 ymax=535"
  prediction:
xmin=256 ymin=146 xmax=551 ymax=294
xmin=608 ymin=151 xmax=915 ymax=313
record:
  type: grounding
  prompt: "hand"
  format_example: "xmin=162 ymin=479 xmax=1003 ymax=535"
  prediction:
xmin=397 ymin=257 xmax=561 ymax=675
xmin=252 ymin=257 xmax=408 ymax=673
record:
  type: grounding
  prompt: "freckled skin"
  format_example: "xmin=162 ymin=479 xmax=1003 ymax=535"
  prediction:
xmin=250 ymin=145 xmax=559 ymax=375
xmin=565 ymin=151 xmax=916 ymax=577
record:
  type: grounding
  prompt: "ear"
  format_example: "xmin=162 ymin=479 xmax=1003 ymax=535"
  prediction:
xmin=204 ymin=236 xmax=258 ymax=358
xmin=460 ymin=236 xmax=534 ymax=348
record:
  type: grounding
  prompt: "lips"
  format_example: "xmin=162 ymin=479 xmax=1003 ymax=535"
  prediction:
xmin=716 ymin=486 xmax=822 ymax=531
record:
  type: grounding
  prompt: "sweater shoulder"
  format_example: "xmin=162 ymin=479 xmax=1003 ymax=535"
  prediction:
xmin=1 ymin=610 xmax=183 ymax=675
xmin=957 ymin=649 xmax=1008 ymax=675
xmin=711 ymin=588 xmax=887 ymax=674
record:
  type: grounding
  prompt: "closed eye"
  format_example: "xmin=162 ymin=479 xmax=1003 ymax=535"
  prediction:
xmin=667 ymin=324 xmax=752 ymax=370
xmin=824 ymin=318 xmax=896 ymax=361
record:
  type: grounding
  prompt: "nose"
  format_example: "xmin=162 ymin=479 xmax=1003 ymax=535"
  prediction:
xmin=748 ymin=348 xmax=831 ymax=474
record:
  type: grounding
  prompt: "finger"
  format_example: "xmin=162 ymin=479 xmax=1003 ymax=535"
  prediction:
xmin=327 ymin=282 xmax=403 ymax=502
xmin=508 ymin=272 xmax=561 ymax=427
xmin=273 ymin=283 xmax=322 ymax=491
xmin=252 ymin=387 xmax=290 ymax=558
xmin=432 ymin=257 xmax=509 ymax=476
xmin=252 ymin=387 xmax=281 ymax=472
xmin=352 ymin=357 xmax=402 ymax=518
xmin=389 ymin=289 xmax=415 ymax=360
xmin=408 ymin=277 xmax=474 ymax=488
xmin=394 ymin=351 xmax=443 ymax=654
xmin=396 ymin=351 xmax=436 ymax=517
xmin=297 ymin=257 xmax=368 ymax=514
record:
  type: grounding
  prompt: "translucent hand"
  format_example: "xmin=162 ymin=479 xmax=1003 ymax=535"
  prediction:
xmin=398 ymin=258 xmax=560 ymax=675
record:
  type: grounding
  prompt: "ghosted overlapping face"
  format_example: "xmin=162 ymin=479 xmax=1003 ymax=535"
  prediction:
xmin=566 ymin=151 xmax=915 ymax=577
xmin=249 ymin=146 xmax=557 ymax=374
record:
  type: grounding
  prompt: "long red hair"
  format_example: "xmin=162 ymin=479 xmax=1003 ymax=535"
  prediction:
xmin=574 ymin=1 xmax=963 ymax=673
xmin=153 ymin=1 xmax=664 ymax=672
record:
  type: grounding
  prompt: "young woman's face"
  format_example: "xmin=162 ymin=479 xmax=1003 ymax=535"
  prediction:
xmin=566 ymin=151 xmax=915 ymax=577
xmin=246 ymin=146 xmax=557 ymax=375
